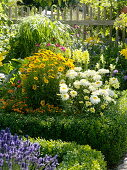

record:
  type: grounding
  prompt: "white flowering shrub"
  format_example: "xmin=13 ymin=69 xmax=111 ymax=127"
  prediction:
xmin=59 ymin=67 xmax=120 ymax=115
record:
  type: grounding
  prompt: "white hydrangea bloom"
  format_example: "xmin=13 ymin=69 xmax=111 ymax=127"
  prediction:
xmin=98 ymin=69 xmax=109 ymax=74
xmin=80 ymin=79 xmax=90 ymax=86
xmin=66 ymin=69 xmax=78 ymax=79
xmin=60 ymin=84 xmax=68 ymax=94
xmin=70 ymin=90 xmax=77 ymax=97
xmin=73 ymin=80 xmax=81 ymax=89
xmin=90 ymin=95 xmax=101 ymax=104
xmin=61 ymin=93 xmax=69 ymax=100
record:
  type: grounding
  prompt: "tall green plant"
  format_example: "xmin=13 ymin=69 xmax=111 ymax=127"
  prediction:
xmin=8 ymin=15 xmax=72 ymax=59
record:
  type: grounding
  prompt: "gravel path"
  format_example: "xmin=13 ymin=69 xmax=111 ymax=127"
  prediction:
xmin=116 ymin=155 xmax=127 ymax=170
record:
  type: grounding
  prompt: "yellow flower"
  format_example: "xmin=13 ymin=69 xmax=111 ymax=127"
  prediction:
xmin=27 ymin=68 xmax=32 ymax=72
xmin=84 ymin=96 xmax=89 ymax=100
xmin=120 ymin=48 xmax=127 ymax=59
xmin=100 ymin=105 xmax=106 ymax=109
xmin=58 ymin=67 xmax=64 ymax=72
xmin=32 ymin=85 xmax=37 ymax=90
xmin=40 ymin=100 xmax=45 ymax=106
xmin=22 ymin=88 xmax=25 ymax=93
xmin=34 ymin=77 xmax=38 ymax=80
xmin=43 ymin=77 xmax=49 ymax=83
xmin=89 ymin=107 xmax=95 ymax=113
xmin=40 ymin=63 xmax=45 ymax=68
xmin=0 ymin=61 xmax=3 ymax=66
xmin=85 ymin=101 xmax=92 ymax=107
xmin=29 ymin=64 xmax=35 ymax=68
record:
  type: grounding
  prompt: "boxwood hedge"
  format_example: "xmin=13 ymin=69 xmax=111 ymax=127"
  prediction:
xmin=1 ymin=91 xmax=127 ymax=168
xmin=29 ymin=138 xmax=106 ymax=170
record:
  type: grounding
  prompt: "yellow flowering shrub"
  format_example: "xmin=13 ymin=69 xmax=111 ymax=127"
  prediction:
xmin=20 ymin=49 xmax=74 ymax=108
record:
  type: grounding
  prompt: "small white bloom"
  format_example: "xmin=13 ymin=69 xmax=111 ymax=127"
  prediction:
xmin=83 ymin=89 xmax=90 ymax=93
xmin=79 ymin=72 xmax=87 ymax=78
xmin=61 ymin=93 xmax=69 ymax=100
xmin=98 ymin=69 xmax=109 ymax=74
xmin=89 ymin=85 xmax=97 ymax=91
xmin=93 ymin=74 xmax=101 ymax=81
xmin=92 ymin=90 xmax=100 ymax=96
xmin=74 ymin=67 xmax=82 ymax=72
xmin=66 ymin=69 xmax=78 ymax=79
xmin=0 ymin=73 xmax=5 ymax=79
xmin=106 ymin=89 xmax=115 ymax=97
xmin=80 ymin=79 xmax=90 ymax=86
xmin=99 ymin=89 xmax=109 ymax=96
xmin=59 ymin=79 xmax=66 ymax=84
xmin=86 ymin=70 xmax=97 ymax=77
xmin=104 ymin=96 xmax=112 ymax=102
xmin=0 ymin=73 xmax=5 ymax=81
xmin=70 ymin=90 xmax=77 ymax=97
xmin=90 ymin=95 xmax=101 ymax=104
xmin=60 ymin=84 xmax=68 ymax=94
xmin=73 ymin=80 xmax=81 ymax=89
xmin=109 ymin=77 xmax=119 ymax=84
xmin=94 ymin=81 xmax=102 ymax=88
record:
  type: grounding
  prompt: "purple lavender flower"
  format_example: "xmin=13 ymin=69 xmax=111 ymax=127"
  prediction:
xmin=113 ymin=70 xmax=118 ymax=74
xmin=124 ymin=75 xmax=127 ymax=80
xmin=0 ymin=128 xmax=59 ymax=170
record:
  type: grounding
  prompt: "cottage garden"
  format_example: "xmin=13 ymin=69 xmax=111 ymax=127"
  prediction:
xmin=1 ymin=0 xmax=127 ymax=169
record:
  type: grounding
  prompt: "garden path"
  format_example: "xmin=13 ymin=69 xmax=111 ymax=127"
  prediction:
xmin=117 ymin=154 xmax=127 ymax=170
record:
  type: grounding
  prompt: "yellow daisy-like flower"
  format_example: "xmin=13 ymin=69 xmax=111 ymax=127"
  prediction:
xmin=58 ymin=67 xmax=64 ymax=72
xmin=34 ymin=77 xmax=38 ymax=80
xmin=120 ymin=48 xmax=127 ymax=59
xmin=89 ymin=107 xmax=95 ymax=113
xmin=43 ymin=77 xmax=49 ymax=83
xmin=84 ymin=96 xmax=89 ymax=100
xmin=40 ymin=100 xmax=45 ymax=106
xmin=32 ymin=85 xmax=37 ymax=90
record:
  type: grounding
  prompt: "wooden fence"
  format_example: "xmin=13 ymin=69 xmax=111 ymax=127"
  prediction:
xmin=3 ymin=5 xmax=127 ymax=43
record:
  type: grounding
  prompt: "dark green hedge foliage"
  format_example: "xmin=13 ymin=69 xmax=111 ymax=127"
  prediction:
xmin=29 ymin=138 xmax=106 ymax=170
xmin=1 ymin=91 xmax=127 ymax=168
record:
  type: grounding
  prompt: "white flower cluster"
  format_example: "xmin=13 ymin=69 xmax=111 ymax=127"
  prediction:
xmin=59 ymin=67 xmax=119 ymax=114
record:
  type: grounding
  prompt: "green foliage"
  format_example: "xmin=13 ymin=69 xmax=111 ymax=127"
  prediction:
xmin=1 ymin=92 xmax=127 ymax=168
xmin=29 ymin=138 xmax=107 ymax=170
xmin=8 ymin=15 xmax=72 ymax=59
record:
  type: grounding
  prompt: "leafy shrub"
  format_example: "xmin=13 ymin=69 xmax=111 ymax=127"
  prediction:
xmin=0 ymin=128 xmax=58 ymax=170
xmin=8 ymin=15 xmax=72 ymax=59
xmin=29 ymin=138 xmax=106 ymax=170
xmin=1 ymin=91 xmax=127 ymax=169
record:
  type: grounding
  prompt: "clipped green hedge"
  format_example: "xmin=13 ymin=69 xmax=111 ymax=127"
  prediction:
xmin=30 ymin=138 xmax=106 ymax=170
xmin=1 ymin=91 xmax=127 ymax=168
